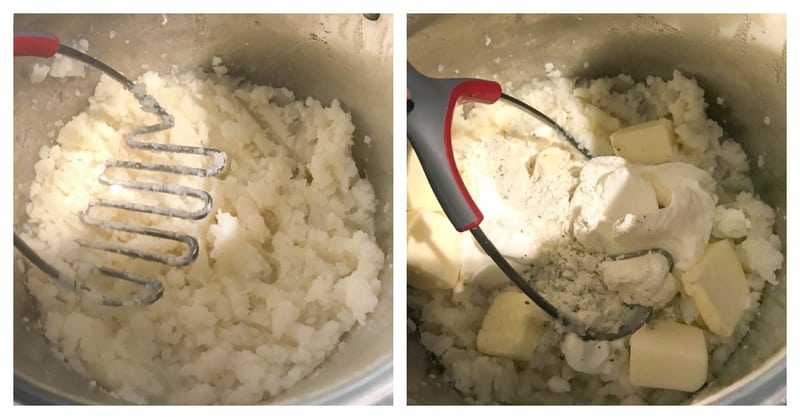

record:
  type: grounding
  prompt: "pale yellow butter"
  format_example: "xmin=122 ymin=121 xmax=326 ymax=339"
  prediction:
xmin=610 ymin=118 xmax=676 ymax=164
xmin=407 ymin=209 xmax=461 ymax=290
xmin=476 ymin=291 xmax=549 ymax=361
xmin=680 ymin=239 xmax=749 ymax=337
xmin=407 ymin=151 xmax=443 ymax=212
xmin=629 ymin=320 xmax=707 ymax=392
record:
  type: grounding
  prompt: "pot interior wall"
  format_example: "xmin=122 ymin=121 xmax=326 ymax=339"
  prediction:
xmin=14 ymin=13 xmax=393 ymax=404
xmin=407 ymin=13 xmax=785 ymax=405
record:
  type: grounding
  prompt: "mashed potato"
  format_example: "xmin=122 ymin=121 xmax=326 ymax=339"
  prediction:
xmin=408 ymin=70 xmax=783 ymax=404
xmin=20 ymin=69 xmax=384 ymax=404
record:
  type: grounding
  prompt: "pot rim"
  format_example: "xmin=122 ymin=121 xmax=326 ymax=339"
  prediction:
xmin=14 ymin=358 xmax=393 ymax=405
xmin=694 ymin=348 xmax=786 ymax=405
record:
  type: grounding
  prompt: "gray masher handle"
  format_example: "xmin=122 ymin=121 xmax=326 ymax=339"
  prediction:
xmin=407 ymin=62 xmax=502 ymax=231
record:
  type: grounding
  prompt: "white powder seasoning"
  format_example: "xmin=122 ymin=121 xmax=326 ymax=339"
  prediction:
xmin=409 ymin=70 xmax=783 ymax=404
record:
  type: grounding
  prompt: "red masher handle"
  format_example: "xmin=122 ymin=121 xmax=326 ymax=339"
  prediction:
xmin=14 ymin=32 xmax=60 ymax=57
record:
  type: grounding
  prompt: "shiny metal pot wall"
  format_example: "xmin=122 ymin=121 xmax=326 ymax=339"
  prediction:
xmin=14 ymin=14 xmax=393 ymax=404
xmin=407 ymin=14 xmax=785 ymax=405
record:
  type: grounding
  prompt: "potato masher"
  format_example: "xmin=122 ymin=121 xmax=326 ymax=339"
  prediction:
xmin=14 ymin=33 xmax=227 ymax=307
xmin=407 ymin=62 xmax=676 ymax=340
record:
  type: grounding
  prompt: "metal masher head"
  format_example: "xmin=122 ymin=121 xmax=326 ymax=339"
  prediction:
xmin=407 ymin=62 xmax=675 ymax=340
xmin=14 ymin=33 xmax=227 ymax=306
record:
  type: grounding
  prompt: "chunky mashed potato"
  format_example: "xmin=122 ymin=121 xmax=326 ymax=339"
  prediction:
xmin=20 ymin=69 xmax=384 ymax=404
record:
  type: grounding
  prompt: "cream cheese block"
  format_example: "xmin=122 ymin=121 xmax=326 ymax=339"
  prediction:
xmin=571 ymin=157 xmax=660 ymax=252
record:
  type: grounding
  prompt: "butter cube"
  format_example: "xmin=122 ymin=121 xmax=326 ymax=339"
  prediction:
xmin=630 ymin=320 xmax=707 ymax=392
xmin=476 ymin=291 xmax=549 ymax=361
xmin=680 ymin=240 xmax=749 ymax=337
xmin=610 ymin=118 xmax=676 ymax=164
xmin=602 ymin=168 xmax=659 ymax=220
xmin=407 ymin=151 xmax=442 ymax=212
xmin=407 ymin=210 xmax=461 ymax=290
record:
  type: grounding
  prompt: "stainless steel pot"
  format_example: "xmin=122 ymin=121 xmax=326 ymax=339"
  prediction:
xmin=13 ymin=14 xmax=393 ymax=405
xmin=407 ymin=14 xmax=785 ymax=405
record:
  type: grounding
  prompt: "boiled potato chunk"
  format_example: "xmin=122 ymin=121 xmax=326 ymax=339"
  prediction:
xmin=476 ymin=291 xmax=549 ymax=361
xmin=610 ymin=118 xmax=676 ymax=165
xmin=407 ymin=151 xmax=443 ymax=212
xmin=680 ymin=239 xmax=749 ymax=337
xmin=629 ymin=320 xmax=708 ymax=392
xmin=407 ymin=209 xmax=461 ymax=290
